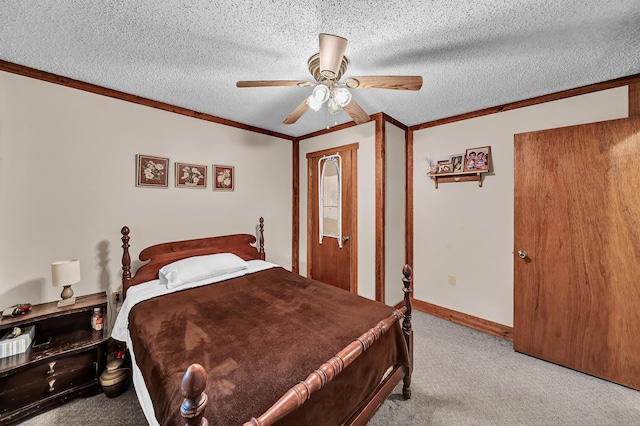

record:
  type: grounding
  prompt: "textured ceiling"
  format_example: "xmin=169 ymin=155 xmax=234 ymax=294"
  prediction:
xmin=1 ymin=1 xmax=639 ymax=137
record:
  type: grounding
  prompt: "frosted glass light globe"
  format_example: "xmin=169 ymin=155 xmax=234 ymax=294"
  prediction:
xmin=334 ymin=87 xmax=352 ymax=107
xmin=327 ymin=98 xmax=341 ymax=114
xmin=311 ymin=84 xmax=330 ymax=103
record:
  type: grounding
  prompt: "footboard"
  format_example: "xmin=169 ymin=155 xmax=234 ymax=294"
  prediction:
xmin=179 ymin=265 xmax=414 ymax=426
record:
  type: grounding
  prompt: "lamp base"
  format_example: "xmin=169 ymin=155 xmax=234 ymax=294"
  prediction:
xmin=58 ymin=297 xmax=76 ymax=307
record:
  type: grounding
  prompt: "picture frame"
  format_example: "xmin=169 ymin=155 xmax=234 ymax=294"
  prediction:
xmin=136 ymin=154 xmax=169 ymax=188
xmin=437 ymin=161 xmax=454 ymax=174
xmin=449 ymin=153 xmax=464 ymax=173
xmin=213 ymin=165 xmax=234 ymax=191
xmin=464 ymin=146 xmax=491 ymax=172
xmin=175 ymin=163 xmax=207 ymax=189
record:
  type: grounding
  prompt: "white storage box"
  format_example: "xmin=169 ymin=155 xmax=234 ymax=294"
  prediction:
xmin=0 ymin=325 xmax=35 ymax=359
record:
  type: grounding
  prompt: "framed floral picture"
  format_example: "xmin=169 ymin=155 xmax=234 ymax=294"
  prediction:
xmin=175 ymin=162 xmax=207 ymax=189
xmin=136 ymin=154 xmax=169 ymax=188
xmin=213 ymin=165 xmax=234 ymax=191
xmin=464 ymin=146 xmax=491 ymax=172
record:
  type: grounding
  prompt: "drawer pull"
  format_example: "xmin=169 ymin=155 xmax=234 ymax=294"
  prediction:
xmin=47 ymin=361 xmax=56 ymax=375
xmin=48 ymin=379 xmax=55 ymax=392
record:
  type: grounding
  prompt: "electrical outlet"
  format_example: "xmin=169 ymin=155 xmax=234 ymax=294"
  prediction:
xmin=112 ymin=290 xmax=123 ymax=304
xmin=447 ymin=274 xmax=456 ymax=285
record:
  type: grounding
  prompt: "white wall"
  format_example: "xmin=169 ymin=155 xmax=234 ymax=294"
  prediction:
xmin=413 ymin=86 xmax=629 ymax=327
xmin=0 ymin=71 xmax=292 ymax=310
xmin=384 ymin=122 xmax=406 ymax=306
xmin=298 ymin=121 xmax=377 ymax=300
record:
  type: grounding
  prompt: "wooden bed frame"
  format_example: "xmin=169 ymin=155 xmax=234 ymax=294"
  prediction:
xmin=120 ymin=218 xmax=413 ymax=426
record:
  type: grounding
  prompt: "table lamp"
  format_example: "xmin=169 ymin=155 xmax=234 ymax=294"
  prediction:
xmin=51 ymin=259 xmax=80 ymax=307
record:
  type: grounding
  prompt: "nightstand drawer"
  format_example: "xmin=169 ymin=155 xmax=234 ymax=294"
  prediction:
xmin=0 ymin=363 xmax=98 ymax=414
xmin=0 ymin=350 xmax=96 ymax=391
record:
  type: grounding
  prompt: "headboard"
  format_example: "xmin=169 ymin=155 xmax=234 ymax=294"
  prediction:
xmin=121 ymin=218 xmax=265 ymax=296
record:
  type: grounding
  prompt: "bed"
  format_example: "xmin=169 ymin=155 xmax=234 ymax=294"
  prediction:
xmin=112 ymin=218 xmax=413 ymax=425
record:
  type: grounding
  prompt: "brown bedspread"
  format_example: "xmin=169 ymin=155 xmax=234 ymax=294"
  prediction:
xmin=128 ymin=267 xmax=409 ymax=425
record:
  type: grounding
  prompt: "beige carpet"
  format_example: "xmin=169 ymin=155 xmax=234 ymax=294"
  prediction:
xmin=20 ymin=311 xmax=640 ymax=425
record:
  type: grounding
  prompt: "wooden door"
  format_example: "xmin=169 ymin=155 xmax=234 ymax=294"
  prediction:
xmin=514 ymin=117 xmax=640 ymax=390
xmin=307 ymin=144 xmax=358 ymax=293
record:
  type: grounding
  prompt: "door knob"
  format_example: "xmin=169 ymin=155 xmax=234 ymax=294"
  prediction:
xmin=517 ymin=250 xmax=528 ymax=259
xmin=342 ymin=236 xmax=350 ymax=243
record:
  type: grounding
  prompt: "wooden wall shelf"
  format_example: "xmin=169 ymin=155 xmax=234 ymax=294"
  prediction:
xmin=429 ymin=170 xmax=489 ymax=188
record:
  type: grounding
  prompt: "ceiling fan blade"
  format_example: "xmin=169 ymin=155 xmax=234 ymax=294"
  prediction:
xmin=343 ymin=99 xmax=370 ymax=125
xmin=345 ymin=76 xmax=423 ymax=91
xmin=237 ymin=80 xmax=311 ymax=88
xmin=283 ymin=98 xmax=310 ymax=124
xmin=319 ymin=33 xmax=347 ymax=79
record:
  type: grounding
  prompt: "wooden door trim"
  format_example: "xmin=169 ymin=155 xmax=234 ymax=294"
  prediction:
xmin=305 ymin=143 xmax=360 ymax=159
xmin=375 ymin=116 xmax=386 ymax=303
xmin=306 ymin=144 xmax=359 ymax=294
xmin=307 ymin=160 xmax=312 ymax=279
xmin=630 ymin=83 xmax=640 ymax=117
xmin=406 ymin=130 xmax=414 ymax=283
xmin=351 ymin=150 xmax=359 ymax=295
xmin=292 ymin=139 xmax=300 ymax=273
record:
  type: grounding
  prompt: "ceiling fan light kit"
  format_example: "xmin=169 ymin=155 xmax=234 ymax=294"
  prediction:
xmin=307 ymin=83 xmax=352 ymax=114
xmin=237 ymin=33 xmax=423 ymax=125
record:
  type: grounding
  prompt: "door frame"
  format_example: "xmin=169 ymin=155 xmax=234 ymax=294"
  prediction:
xmin=306 ymin=143 xmax=358 ymax=293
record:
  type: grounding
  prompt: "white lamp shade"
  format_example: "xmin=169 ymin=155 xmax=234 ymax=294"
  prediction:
xmin=51 ymin=260 xmax=81 ymax=287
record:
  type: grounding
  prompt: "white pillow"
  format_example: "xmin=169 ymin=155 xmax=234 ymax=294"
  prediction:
xmin=159 ymin=253 xmax=249 ymax=288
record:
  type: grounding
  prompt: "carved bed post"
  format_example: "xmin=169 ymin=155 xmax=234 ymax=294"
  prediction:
xmin=180 ymin=364 xmax=209 ymax=426
xmin=402 ymin=264 xmax=413 ymax=399
xmin=121 ymin=226 xmax=132 ymax=297
xmin=259 ymin=217 xmax=265 ymax=260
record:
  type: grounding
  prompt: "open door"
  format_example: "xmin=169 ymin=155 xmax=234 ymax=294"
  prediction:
xmin=307 ymin=144 xmax=358 ymax=292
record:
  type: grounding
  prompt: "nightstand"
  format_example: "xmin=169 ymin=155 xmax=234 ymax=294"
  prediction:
xmin=0 ymin=292 xmax=108 ymax=424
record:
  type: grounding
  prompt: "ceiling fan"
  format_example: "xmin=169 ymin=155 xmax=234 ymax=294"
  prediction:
xmin=236 ymin=34 xmax=423 ymax=125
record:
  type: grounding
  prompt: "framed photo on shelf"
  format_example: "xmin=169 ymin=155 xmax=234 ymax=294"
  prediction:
xmin=213 ymin=165 xmax=234 ymax=191
xmin=136 ymin=154 xmax=169 ymax=188
xmin=175 ymin=163 xmax=207 ymax=188
xmin=449 ymin=153 xmax=464 ymax=173
xmin=464 ymin=146 xmax=491 ymax=172
xmin=437 ymin=161 xmax=454 ymax=174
